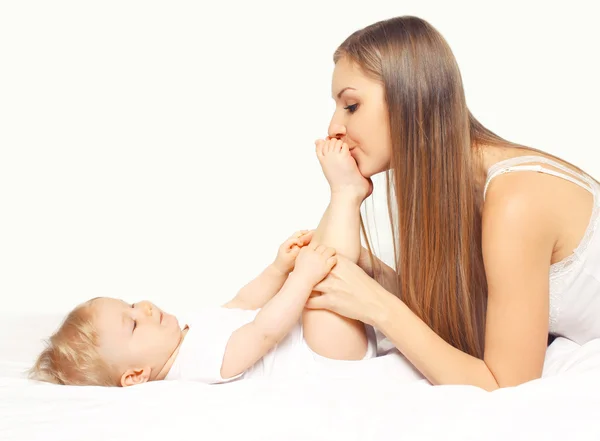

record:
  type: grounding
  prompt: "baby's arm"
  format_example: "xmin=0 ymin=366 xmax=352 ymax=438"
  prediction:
xmin=222 ymin=264 xmax=288 ymax=310
xmin=220 ymin=244 xmax=335 ymax=380
xmin=223 ymin=230 xmax=313 ymax=310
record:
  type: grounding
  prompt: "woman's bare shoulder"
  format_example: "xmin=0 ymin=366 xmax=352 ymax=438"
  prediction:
xmin=481 ymin=172 xmax=559 ymax=274
xmin=482 ymin=170 xmax=557 ymax=225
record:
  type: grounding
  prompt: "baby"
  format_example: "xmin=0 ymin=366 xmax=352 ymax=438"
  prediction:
xmin=30 ymin=138 xmax=376 ymax=386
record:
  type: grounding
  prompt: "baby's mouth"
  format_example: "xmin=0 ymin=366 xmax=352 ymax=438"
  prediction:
xmin=160 ymin=312 xmax=163 ymax=323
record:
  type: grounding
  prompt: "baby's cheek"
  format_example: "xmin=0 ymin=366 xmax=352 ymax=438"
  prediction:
xmin=128 ymin=342 xmax=149 ymax=363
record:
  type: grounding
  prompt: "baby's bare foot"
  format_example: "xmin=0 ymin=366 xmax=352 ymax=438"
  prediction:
xmin=316 ymin=138 xmax=372 ymax=201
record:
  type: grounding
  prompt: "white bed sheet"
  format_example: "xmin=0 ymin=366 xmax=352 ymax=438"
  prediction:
xmin=2 ymin=313 xmax=600 ymax=441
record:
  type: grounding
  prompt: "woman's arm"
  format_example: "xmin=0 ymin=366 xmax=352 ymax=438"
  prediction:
xmin=358 ymin=246 xmax=400 ymax=297
xmin=308 ymin=180 xmax=555 ymax=390
xmin=370 ymin=185 xmax=555 ymax=390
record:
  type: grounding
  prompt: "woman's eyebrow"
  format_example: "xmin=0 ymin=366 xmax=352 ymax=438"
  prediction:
xmin=334 ymin=87 xmax=357 ymax=99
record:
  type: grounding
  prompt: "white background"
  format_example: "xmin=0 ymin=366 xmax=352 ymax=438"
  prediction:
xmin=1 ymin=0 xmax=598 ymax=316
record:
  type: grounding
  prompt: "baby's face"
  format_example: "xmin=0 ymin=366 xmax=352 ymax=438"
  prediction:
xmin=90 ymin=297 xmax=183 ymax=385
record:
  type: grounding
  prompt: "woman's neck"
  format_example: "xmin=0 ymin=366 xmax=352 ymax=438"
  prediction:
xmin=472 ymin=143 xmax=516 ymax=191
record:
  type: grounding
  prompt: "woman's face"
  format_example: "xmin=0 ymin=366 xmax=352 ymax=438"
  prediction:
xmin=329 ymin=56 xmax=393 ymax=178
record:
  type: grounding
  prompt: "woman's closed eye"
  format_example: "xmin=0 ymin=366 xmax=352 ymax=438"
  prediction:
xmin=344 ymin=104 xmax=358 ymax=113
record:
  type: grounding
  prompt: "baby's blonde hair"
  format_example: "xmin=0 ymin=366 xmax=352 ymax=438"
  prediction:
xmin=29 ymin=300 xmax=117 ymax=386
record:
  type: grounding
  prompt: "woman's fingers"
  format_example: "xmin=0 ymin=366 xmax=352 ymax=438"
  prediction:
xmin=313 ymin=279 xmax=331 ymax=292
xmin=326 ymin=255 xmax=337 ymax=269
xmin=305 ymin=294 xmax=330 ymax=310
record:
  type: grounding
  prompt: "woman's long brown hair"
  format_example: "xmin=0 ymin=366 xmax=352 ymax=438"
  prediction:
xmin=335 ymin=16 xmax=523 ymax=359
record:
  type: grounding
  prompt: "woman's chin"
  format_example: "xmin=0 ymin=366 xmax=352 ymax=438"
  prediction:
xmin=356 ymin=162 xmax=378 ymax=180
xmin=362 ymin=161 xmax=391 ymax=179
xmin=354 ymin=153 xmax=390 ymax=179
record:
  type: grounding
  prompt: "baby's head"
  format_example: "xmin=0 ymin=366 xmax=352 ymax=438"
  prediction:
xmin=30 ymin=297 xmax=184 ymax=387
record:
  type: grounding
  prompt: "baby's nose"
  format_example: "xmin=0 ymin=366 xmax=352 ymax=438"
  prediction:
xmin=144 ymin=304 xmax=153 ymax=316
xmin=135 ymin=301 xmax=153 ymax=316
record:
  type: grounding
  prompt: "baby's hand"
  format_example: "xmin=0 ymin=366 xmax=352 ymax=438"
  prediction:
xmin=293 ymin=242 xmax=337 ymax=286
xmin=273 ymin=230 xmax=314 ymax=275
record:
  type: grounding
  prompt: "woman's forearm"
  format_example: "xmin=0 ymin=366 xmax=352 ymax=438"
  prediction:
xmin=362 ymin=249 xmax=401 ymax=297
xmin=370 ymin=254 xmax=400 ymax=297
xmin=371 ymin=287 xmax=499 ymax=391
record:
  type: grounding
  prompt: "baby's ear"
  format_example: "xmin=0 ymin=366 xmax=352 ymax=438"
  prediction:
xmin=120 ymin=367 xmax=151 ymax=387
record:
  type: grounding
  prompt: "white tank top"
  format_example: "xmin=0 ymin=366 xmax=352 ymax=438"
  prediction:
xmin=484 ymin=155 xmax=600 ymax=344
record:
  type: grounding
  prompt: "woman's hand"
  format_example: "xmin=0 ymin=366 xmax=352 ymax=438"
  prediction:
xmin=304 ymin=253 xmax=388 ymax=326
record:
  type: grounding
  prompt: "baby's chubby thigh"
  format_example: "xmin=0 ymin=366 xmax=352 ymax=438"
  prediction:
xmin=262 ymin=321 xmax=379 ymax=379
xmin=299 ymin=325 xmax=380 ymax=378
xmin=244 ymin=321 xmax=382 ymax=380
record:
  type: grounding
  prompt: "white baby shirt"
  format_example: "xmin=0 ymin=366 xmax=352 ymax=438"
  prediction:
xmin=164 ymin=307 xmax=260 ymax=384
xmin=164 ymin=306 xmax=378 ymax=384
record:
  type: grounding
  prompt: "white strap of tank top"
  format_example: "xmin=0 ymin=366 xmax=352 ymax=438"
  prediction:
xmin=483 ymin=164 xmax=593 ymax=200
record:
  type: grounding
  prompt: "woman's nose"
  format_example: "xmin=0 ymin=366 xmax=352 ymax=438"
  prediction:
xmin=328 ymin=123 xmax=346 ymax=140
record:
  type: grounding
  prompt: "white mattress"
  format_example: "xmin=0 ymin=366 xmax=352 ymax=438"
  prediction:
xmin=2 ymin=312 xmax=600 ymax=441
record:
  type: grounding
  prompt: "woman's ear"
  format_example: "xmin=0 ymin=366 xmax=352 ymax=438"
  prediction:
xmin=120 ymin=367 xmax=151 ymax=387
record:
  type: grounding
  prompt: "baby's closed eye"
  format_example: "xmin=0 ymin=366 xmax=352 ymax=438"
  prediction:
xmin=131 ymin=303 xmax=137 ymax=331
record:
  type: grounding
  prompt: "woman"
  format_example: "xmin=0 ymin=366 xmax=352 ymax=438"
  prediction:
xmin=305 ymin=15 xmax=600 ymax=391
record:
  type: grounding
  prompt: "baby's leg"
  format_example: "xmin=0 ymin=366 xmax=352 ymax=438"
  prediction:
xmin=302 ymin=139 xmax=371 ymax=360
